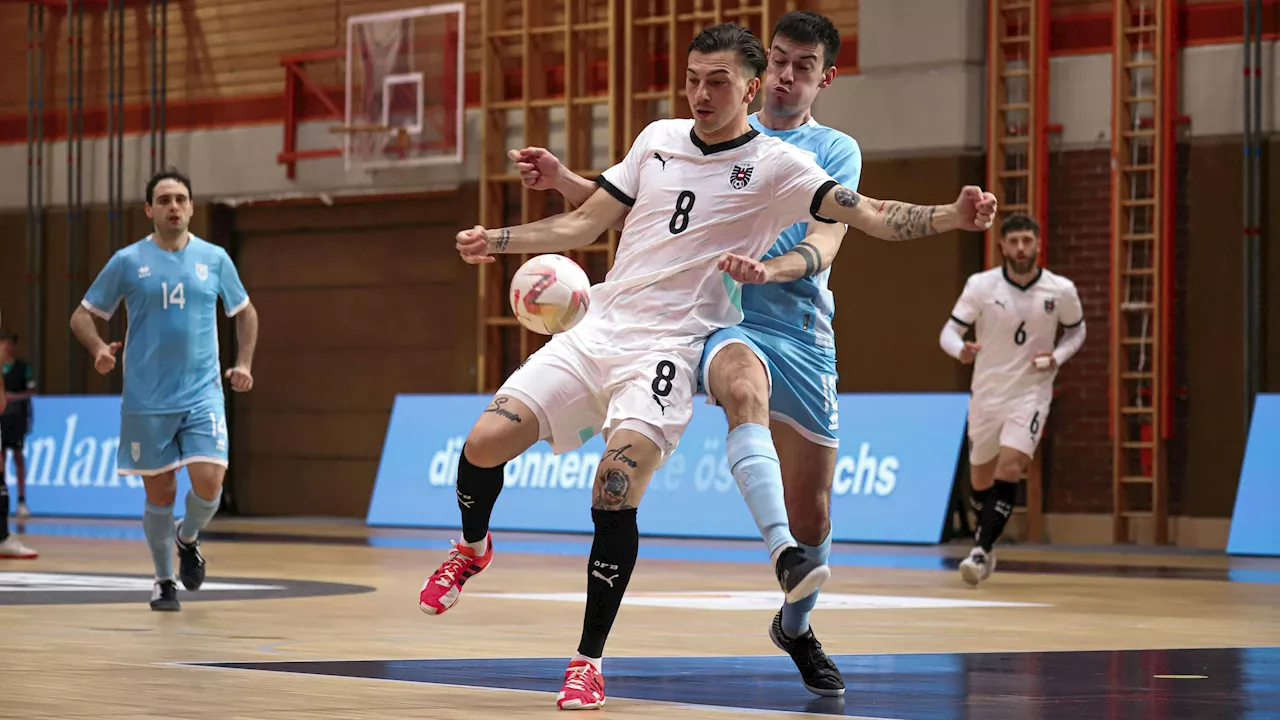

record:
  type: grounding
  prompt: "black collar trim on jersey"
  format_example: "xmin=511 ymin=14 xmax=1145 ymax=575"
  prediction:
xmin=689 ymin=127 xmax=759 ymax=155
xmin=1003 ymin=265 xmax=1043 ymax=291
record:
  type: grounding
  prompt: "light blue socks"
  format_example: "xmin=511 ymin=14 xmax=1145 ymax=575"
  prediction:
xmin=179 ymin=489 xmax=222 ymax=544
xmin=727 ymin=423 xmax=795 ymax=558
xmin=143 ymin=502 xmax=175 ymax=580
xmin=781 ymin=531 xmax=833 ymax=638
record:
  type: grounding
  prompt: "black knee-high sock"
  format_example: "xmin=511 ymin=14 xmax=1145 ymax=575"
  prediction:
xmin=456 ymin=445 xmax=506 ymax=544
xmin=0 ymin=483 xmax=10 ymax=542
xmin=975 ymin=480 xmax=1018 ymax=553
xmin=578 ymin=508 xmax=639 ymax=659
xmin=969 ymin=486 xmax=991 ymax=518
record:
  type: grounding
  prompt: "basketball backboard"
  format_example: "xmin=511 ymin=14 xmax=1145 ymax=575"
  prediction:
xmin=339 ymin=3 xmax=465 ymax=173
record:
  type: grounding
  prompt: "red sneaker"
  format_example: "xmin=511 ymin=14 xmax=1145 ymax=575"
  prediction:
xmin=556 ymin=659 xmax=606 ymax=710
xmin=418 ymin=534 xmax=493 ymax=615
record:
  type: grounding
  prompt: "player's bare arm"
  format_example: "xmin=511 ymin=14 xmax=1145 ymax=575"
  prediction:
xmin=69 ymin=305 xmax=122 ymax=375
xmin=717 ymin=220 xmax=845 ymax=285
xmin=455 ymin=188 xmax=628 ymax=264
xmin=509 ymin=147 xmax=630 ymax=231
xmin=225 ymin=301 xmax=258 ymax=392
xmin=817 ymin=185 xmax=997 ymax=241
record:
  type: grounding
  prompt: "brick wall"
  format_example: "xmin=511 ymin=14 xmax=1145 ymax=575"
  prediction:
xmin=1044 ymin=145 xmax=1191 ymax=515
xmin=1046 ymin=148 xmax=1112 ymax=513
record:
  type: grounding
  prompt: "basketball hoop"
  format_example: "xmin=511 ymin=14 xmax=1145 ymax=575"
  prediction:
xmin=329 ymin=124 xmax=412 ymax=161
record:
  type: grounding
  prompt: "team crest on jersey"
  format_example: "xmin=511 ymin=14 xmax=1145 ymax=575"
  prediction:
xmin=729 ymin=163 xmax=754 ymax=190
xmin=195 ymin=263 xmax=209 ymax=281
xmin=130 ymin=442 xmax=141 ymax=461
xmin=1044 ymin=298 xmax=1056 ymax=314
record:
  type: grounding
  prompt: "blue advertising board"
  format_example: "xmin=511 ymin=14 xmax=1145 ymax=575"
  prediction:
xmin=3 ymin=396 xmax=193 ymax=518
xmin=367 ymin=393 xmax=969 ymax=544
xmin=1227 ymin=394 xmax=1280 ymax=556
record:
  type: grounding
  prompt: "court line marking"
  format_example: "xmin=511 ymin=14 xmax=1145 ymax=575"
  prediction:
xmin=173 ymin=661 xmax=905 ymax=720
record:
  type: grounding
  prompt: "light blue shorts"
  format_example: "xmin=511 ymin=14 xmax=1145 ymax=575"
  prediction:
xmin=118 ymin=397 xmax=230 ymax=475
xmin=698 ymin=325 xmax=839 ymax=447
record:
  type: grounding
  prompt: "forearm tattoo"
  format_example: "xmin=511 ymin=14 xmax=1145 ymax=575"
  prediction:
xmin=878 ymin=201 xmax=937 ymax=241
xmin=791 ymin=241 xmax=824 ymax=278
xmin=493 ymin=228 xmax=511 ymax=252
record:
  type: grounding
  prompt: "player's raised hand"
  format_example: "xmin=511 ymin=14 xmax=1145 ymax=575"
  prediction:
xmin=959 ymin=341 xmax=981 ymax=364
xmin=508 ymin=147 xmax=563 ymax=192
xmin=225 ymin=365 xmax=254 ymax=392
xmin=456 ymin=225 xmax=496 ymax=264
xmin=93 ymin=341 xmax=121 ymax=375
xmin=952 ymin=186 xmax=997 ymax=232
xmin=718 ymin=253 xmax=768 ymax=285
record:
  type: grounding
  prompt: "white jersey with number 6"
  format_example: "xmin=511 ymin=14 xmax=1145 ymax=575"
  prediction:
xmin=576 ymin=118 xmax=839 ymax=366
xmin=949 ymin=266 xmax=1084 ymax=407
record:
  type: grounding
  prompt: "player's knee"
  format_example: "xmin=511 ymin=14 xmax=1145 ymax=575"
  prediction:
xmin=724 ymin=375 xmax=768 ymax=423
xmin=994 ymin=456 xmax=1027 ymax=482
xmin=462 ymin=426 xmax=514 ymax=469
xmin=143 ymin=478 xmax=178 ymax=506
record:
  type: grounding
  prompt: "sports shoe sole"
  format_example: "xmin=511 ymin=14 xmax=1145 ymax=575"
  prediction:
xmin=557 ymin=697 xmax=606 ymax=710
xmin=783 ymin=563 xmax=831 ymax=604
xmin=959 ymin=560 xmax=983 ymax=587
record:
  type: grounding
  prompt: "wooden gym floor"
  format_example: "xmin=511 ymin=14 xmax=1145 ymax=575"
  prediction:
xmin=3 ymin=517 xmax=1280 ymax=719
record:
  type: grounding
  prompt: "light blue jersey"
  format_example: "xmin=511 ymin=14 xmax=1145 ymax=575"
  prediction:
xmin=82 ymin=235 xmax=250 ymax=415
xmin=742 ymin=114 xmax=861 ymax=348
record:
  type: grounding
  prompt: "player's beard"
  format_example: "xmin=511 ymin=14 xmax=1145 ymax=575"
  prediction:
xmin=1005 ymin=254 xmax=1037 ymax=275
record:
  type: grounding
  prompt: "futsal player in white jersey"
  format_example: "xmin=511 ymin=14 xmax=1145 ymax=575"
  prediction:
xmin=71 ymin=169 xmax=259 ymax=611
xmin=940 ymin=213 xmax=1085 ymax=586
xmin=505 ymin=11 xmax=998 ymax=698
xmin=420 ymin=24 xmax=994 ymax=710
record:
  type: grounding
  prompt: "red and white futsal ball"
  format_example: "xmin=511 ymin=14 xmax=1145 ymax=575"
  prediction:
xmin=509 ymin=254 xmax=591 ymax=335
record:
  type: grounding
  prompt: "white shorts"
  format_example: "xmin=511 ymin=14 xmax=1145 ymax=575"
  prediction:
xmin=967 ymin=393 xmax=1051 ymax=465
xmin=498 ymin=331 xmax=695 ymax=461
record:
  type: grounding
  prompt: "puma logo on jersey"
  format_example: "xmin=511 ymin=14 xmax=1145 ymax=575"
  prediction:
xmin=652 ymin=152 xmax=670 ymax=169
xmin=591 ymin=570 xmax=619 ymax=586
xmin=993 ymin=299 xmax=1006 ymax=309
xmin=651 ymin=394 xmax=673 ymax=415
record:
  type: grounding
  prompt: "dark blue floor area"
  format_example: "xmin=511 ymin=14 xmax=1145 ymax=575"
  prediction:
xmin=197 ymin=647 xmax=1280 ymax=719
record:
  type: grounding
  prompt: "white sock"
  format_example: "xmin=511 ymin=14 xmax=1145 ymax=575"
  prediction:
xmin=572 ymin=653 xmax=602 ymax=672
xmin=462 ymin=536 xmax=488 ymax=555
xmin=770 ymin=541 xmax=798 ymax=566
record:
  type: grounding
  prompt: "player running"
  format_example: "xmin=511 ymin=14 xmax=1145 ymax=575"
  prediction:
xmin=940 ymin=212 xmax=1085 ymax=586
xmin=71 ymin=168 xmax=259 ymax=611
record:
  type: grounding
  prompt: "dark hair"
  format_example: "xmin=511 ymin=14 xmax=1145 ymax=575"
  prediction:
xmin=688 ymin=23 xmax=768 ymax=79
xmin=1001 ymin=212 xmax=1040 ymax=238
xmin=773 ymin=11 xmax=841 ymax=69
xmin=146 ymin=168 xmax=192 ymax=205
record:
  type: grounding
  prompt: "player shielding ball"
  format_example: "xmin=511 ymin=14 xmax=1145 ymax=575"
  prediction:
xmin=505 ymin=10 xmax=998 ymax=698
xmin=71 ymin=169 xmax=259 ymax=611
xmin=422 ymin=23 xmax=995 ymax=710
xmin=940 ymin=213 xmax=1085 ymax=586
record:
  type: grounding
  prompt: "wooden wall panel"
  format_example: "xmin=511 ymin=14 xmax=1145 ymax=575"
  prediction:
xmin=229 ymin=189 xmax=479 ymax=517
xmin=0 ymin=0 xmax=340 ymax=117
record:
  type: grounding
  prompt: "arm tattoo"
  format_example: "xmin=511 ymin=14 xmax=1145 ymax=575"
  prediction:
xmin=880 ymin=202 xmax=937 ymax=241
xmin=791 ymin=241 xmax=823 ymax=278
xmin=594 ymin=468 xmax=637 ymax=510
xmin=493 ymin=228 xmax=511 ymax=252
xmin=833 ymin=186 xmax=860 ymax=208
xmin=483 ymin=396 xmax=521 ymax=423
